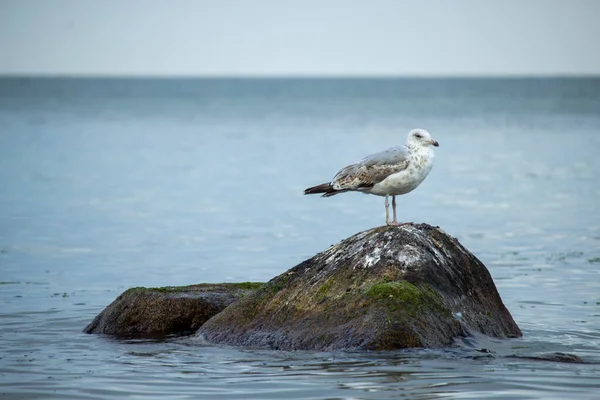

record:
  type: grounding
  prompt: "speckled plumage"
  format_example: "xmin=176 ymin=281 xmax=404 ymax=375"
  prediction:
xmin=304 ymin=129 xmax=439 ymax=225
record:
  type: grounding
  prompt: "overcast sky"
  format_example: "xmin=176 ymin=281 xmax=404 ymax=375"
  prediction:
xmin=1 ymin=0 xmax=599 ymax=76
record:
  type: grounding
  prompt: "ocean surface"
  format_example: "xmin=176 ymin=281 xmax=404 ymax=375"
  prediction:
xmin=1 ymin=77 xmax=599 ymax=399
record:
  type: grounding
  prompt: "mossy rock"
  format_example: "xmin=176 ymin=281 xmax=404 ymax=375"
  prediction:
xmin=196 ymin=224 xmax=521 ymax=350
xmin=84 ymin=282 xmax=263 ymax=338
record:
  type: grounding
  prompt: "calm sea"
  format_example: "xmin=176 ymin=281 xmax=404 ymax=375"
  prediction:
xmin=1 ymin=77 xmax=599 ymax=399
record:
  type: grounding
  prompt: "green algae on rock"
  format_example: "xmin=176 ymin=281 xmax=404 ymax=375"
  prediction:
xmin=83 ymin=282 xmax=262 ymax=338
xmin=196 ymin=224 xmax=522 ymax=350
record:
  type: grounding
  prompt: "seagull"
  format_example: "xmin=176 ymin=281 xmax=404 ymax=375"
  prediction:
xmin=304 ymin=129 xmax=439 ymax=226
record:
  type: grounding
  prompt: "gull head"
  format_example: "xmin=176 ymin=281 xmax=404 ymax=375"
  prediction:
xmin=406 ymin=128 xmax=439 ymax=148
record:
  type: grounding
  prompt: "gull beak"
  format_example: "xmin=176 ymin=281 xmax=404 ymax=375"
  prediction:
xmin=429 ymin=139 xmax=439 ymax=147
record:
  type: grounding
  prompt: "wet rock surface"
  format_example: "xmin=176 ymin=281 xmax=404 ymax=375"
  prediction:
xmin=83 ymin=282 xmax=263 ymax=338
xmin=196 ymin=224 xmax=522 ymax=350
xmin=507 ymin=352 xmax=586 ymax=364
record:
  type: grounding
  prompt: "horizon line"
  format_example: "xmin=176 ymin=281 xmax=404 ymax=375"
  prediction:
xmin=1 ymin=72 xmax=600 ymax=80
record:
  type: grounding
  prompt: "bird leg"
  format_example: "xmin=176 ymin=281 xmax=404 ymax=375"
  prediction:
xmin=385 ymin=195 xmax=400 ymax=226
xmin=384 ymin=195 xmax=390 ymax=225
xmin=385 ymin=196 xmax=400 ymax=226
xmin=391 ymin=195 xmax=399 ymax=225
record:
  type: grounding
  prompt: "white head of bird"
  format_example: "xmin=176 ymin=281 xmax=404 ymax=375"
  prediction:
xmin=406 ymin=129 xmax=439 ymax=149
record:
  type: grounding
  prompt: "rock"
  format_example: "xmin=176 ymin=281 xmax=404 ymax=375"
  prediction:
xmin=83 ymin=282 xmax=263 ymax=338
xmin=507 ymin=352 xmax=586 ymax=364
xmin=196 ymin=224 xmax=522 ymax=350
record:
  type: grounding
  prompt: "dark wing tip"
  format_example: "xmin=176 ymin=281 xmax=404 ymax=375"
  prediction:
xmin=304 ymin=183 xmax=335 ymax=195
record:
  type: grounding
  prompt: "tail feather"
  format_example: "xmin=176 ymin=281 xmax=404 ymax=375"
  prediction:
xmin=304 ymin=183 xmax=341 ymax=197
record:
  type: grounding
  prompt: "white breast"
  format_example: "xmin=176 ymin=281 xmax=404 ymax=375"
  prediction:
xmin=368 ymin=147 xmax=435 ymax=196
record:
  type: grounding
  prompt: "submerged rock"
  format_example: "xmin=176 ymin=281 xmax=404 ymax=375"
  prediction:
xmin=507 ymin=352 xmax=586 ymax=364
xmin=83 ymin=282 xmax=263 ymax=338
xmin=196 ymin=224 xmax=521 ymax=350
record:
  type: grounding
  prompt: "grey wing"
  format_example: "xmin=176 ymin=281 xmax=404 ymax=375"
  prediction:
xmin=331 ymin=146 xmax=410 ymax=190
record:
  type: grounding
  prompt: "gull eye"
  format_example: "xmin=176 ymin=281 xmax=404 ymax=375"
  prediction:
xmin=414 ymin=133 xmax=422 ymax=139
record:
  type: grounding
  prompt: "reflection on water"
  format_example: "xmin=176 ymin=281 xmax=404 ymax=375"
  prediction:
xmin=0 ymin=78 xmax=599 ymax=399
